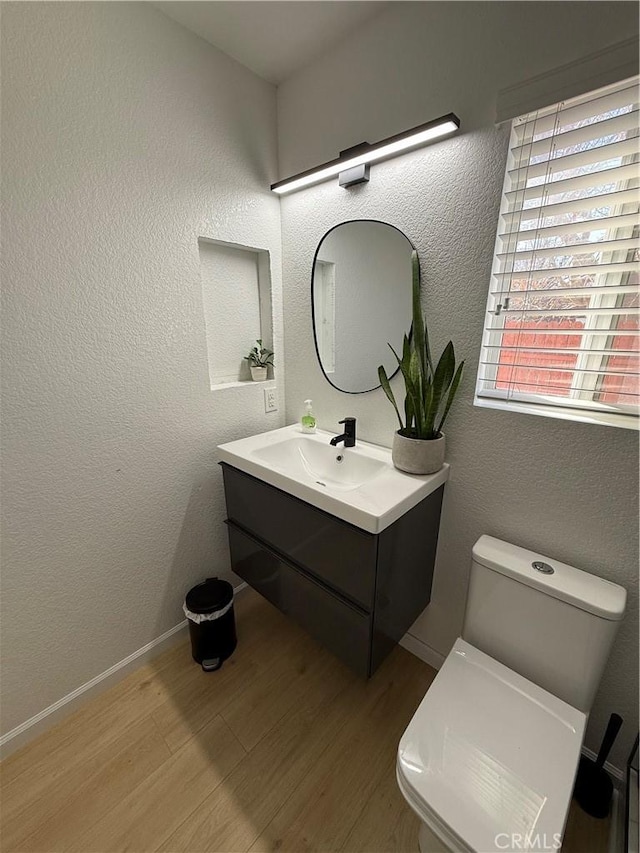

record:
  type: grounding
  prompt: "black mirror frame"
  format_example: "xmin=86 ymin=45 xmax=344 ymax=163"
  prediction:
xmin=310 ymin=219 xmax=418 ymax=395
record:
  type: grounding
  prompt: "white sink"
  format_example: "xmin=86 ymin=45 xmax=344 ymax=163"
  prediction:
xmin=217 ymin=424 xmax=449 ymax=534
xmin=253 ymin=435 xmax=387 ymax=492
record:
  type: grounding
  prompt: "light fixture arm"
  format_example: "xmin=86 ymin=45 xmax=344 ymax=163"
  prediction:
xmin=337 ymin=142 xmax=371 ymax=188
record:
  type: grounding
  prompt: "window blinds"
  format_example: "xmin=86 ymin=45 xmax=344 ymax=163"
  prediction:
xmin=476 ymin=76 xmax=640 ymax=428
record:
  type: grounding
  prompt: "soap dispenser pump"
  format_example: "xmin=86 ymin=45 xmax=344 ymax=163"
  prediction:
xmin=301 ymin=399 xmax=317 ymax=434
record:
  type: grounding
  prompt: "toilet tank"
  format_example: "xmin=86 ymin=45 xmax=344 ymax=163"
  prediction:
xmin=462 ymin=536 xmax=626 ymax=713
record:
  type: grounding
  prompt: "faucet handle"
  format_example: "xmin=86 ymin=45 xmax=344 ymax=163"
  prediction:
xmin=338 ymin=417 xmax=356 ymax=447
xmin=330 ymin=418 xmax=356 ymax=448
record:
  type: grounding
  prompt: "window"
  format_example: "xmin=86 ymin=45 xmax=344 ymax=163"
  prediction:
xmin=476 ymin=77 xmax=639 ymax=429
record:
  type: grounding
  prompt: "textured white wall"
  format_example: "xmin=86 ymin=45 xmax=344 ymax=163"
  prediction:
xmin=0 ymin=2 xmax=283 ymax=736
xmin=278 ymin=2 xmax=639 ymax=766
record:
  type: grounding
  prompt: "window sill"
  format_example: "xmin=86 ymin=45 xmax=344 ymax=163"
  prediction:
xmin=474 ymin=394 xmax=639 ymax=431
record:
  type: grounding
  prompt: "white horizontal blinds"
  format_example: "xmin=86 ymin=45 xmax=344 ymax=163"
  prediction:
xmin=478 ymin=76 xmax=640 ymax=421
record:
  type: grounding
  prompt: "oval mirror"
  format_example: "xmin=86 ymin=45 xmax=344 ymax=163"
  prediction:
xmin=312 ymin=220 xmax=414 ymax=393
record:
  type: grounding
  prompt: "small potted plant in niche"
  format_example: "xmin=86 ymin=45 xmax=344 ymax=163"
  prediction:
xmin=244 ymin=339 xmax=274 ymax=381
xmin=378 ymin=251 xmax=464 ymax=475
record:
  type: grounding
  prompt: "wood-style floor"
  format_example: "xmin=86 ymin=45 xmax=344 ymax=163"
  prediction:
xmin=0 ymin=589 xmax=609 ymax=853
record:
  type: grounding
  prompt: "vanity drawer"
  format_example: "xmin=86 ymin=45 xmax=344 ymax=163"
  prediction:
xmin=227 ymin=522 xmax=371 ymax=677
xmin=221 ymin=464 xmax=376 ymax=609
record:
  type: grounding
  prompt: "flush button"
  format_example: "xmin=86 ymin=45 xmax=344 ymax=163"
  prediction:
xmin=532 ymin=561 xmax=554 ymax=574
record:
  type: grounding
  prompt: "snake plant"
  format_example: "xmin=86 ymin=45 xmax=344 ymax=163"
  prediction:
xmin=378 ymin=251 xmax=464 ymax=440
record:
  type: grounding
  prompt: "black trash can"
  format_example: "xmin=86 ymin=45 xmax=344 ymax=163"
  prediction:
xmin=183 ymin=578 xmax=237 ymax=672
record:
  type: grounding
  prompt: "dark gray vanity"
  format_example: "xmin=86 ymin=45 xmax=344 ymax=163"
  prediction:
xmin=216 ymin=218 xmax=450 ymax=676
xmin=221 ymin=462 xmax=444 ymax=677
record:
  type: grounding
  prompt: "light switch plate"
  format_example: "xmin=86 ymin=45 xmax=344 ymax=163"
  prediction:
xmin=264 ymin=387 xmax=278 ymax=413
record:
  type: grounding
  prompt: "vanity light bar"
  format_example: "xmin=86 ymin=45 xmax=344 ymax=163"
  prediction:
xmin=271 ymin=113 xmax=460 ymax=195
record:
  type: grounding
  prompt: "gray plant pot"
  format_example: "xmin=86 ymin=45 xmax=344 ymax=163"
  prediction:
xmin=392 ymin=431 xmax=446 ymax=475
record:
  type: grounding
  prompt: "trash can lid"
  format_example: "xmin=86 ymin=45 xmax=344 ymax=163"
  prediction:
xmin=185 ymin=578 xmax=233 ymax=615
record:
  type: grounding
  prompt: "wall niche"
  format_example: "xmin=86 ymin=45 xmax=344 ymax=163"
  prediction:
xmin=198 ymin=237 xmax=274 ymax=390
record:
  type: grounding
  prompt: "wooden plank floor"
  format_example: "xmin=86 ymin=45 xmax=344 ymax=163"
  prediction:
xmin=0 ymin=589 xmax=610 ymax=852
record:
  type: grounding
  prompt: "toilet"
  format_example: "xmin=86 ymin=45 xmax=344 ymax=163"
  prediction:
xmin=397 ymin=535 xmax=627 ymax=853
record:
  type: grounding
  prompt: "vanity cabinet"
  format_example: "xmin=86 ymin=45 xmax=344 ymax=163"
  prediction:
xmin=221 ymin=463 xmax=444 ymax=677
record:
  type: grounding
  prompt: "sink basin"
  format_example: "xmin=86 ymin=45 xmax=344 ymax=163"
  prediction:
xmin=218 ymin=425 xmax=449 ymax=534
xmin=253 ymin=435 xmax=387 ymax=491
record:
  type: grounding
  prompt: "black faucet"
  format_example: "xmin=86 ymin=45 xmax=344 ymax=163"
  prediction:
xmin=330 ymin=417 xmax=356 ymax=448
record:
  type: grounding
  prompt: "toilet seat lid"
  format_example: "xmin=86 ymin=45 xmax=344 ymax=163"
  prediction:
xmin=398 ymin=639 xmax=586 ymax=853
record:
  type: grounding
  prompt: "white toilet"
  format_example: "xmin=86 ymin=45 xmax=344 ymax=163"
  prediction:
xmin=397 ymin=535 xmax=626 ymax=853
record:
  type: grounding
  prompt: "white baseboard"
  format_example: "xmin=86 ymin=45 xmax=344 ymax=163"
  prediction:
xmin=0 ymin=582 xmax=248 ymax=760
xmin=581 ymin=744 xmax=624 ymax=784
xmin=399 ymin=631 xmax=445 ymax=671
xmin=0 ymin=620 xmax=189 ymax=760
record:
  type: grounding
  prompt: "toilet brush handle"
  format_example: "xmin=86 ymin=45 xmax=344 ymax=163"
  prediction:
xmin=596 ymin=714 xmax=623 ymax=767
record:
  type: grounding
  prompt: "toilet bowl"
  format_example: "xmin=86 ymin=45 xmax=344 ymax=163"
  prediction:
xmin=397 ymin=536 xmax=626 ymax=853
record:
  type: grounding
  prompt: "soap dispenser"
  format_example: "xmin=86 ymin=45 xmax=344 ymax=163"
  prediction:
xmin=301 ymin=399 xmax=317 ymax=434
